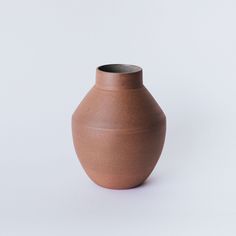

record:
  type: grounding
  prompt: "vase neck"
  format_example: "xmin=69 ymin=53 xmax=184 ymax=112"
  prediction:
xmin=95 ymin=64 xmax=143 ymax=90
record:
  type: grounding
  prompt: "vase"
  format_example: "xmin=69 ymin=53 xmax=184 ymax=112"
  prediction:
xmin=72 ymin=64 xmax=166 ymax=189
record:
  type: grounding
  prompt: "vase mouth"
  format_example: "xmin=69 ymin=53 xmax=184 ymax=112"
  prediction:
xmin=97 ymin=64 xmax=142 ymax=74
xmin=96 ymin=64 xmax=143 ymax=90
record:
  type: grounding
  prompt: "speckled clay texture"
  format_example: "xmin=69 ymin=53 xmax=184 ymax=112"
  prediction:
xmin=72 ymin=64 xmax=166 ymax=189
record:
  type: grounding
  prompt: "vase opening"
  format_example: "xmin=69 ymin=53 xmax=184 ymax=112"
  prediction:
xmin=98 ymin=64 xmax=142 ymax=74
xmin=96 ymin=64 xmax=143 ymax=90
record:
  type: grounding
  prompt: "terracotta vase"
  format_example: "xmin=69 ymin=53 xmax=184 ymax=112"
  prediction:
xmin=72 ymin=64 xmax=166 ymax=189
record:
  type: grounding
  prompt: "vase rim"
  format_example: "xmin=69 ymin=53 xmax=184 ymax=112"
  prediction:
xmin=96 ymin=64 xmax=143 ymax=90
xmin=97 ymin=64 xmax=142 ymax=74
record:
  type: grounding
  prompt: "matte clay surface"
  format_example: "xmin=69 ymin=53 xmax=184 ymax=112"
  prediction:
xmin=72 ymin=64 xmax=166 ymax=189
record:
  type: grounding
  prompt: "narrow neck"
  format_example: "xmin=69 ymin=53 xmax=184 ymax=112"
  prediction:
xmin=95 ymin=64 xmax=143 ymax=90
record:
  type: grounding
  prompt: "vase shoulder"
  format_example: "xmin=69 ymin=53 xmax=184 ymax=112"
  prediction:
xmin=72 ymin=85 xmax=166 ymax=131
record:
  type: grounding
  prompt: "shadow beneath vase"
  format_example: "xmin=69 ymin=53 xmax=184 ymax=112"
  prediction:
xmin=124 ymin=174 xmax=164 ymax=190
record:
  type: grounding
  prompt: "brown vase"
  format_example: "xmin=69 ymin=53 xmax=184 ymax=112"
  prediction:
xmin=72 ymin=64 xmax=166 ymax=189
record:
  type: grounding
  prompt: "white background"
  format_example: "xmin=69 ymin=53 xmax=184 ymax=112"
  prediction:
xmin=0 ymin=0 xmax=236 ymax=235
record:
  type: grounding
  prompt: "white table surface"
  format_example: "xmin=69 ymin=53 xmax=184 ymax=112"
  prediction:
xmin=0 ymin=0 xmax=235 ymax=235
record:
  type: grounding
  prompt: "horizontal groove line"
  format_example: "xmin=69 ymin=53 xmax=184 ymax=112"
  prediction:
xmin=94 ymin=85 xmax=145 ymax=91
xmin=79 ymin=125 xmax=162 ymax=133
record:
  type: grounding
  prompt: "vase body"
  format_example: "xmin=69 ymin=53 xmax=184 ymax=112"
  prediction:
xmin=72 ymin=64 xmax=166 ymax=189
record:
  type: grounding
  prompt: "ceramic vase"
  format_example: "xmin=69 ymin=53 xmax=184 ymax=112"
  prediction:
xmin=72 ymin=64 xmax=166 ymax=189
